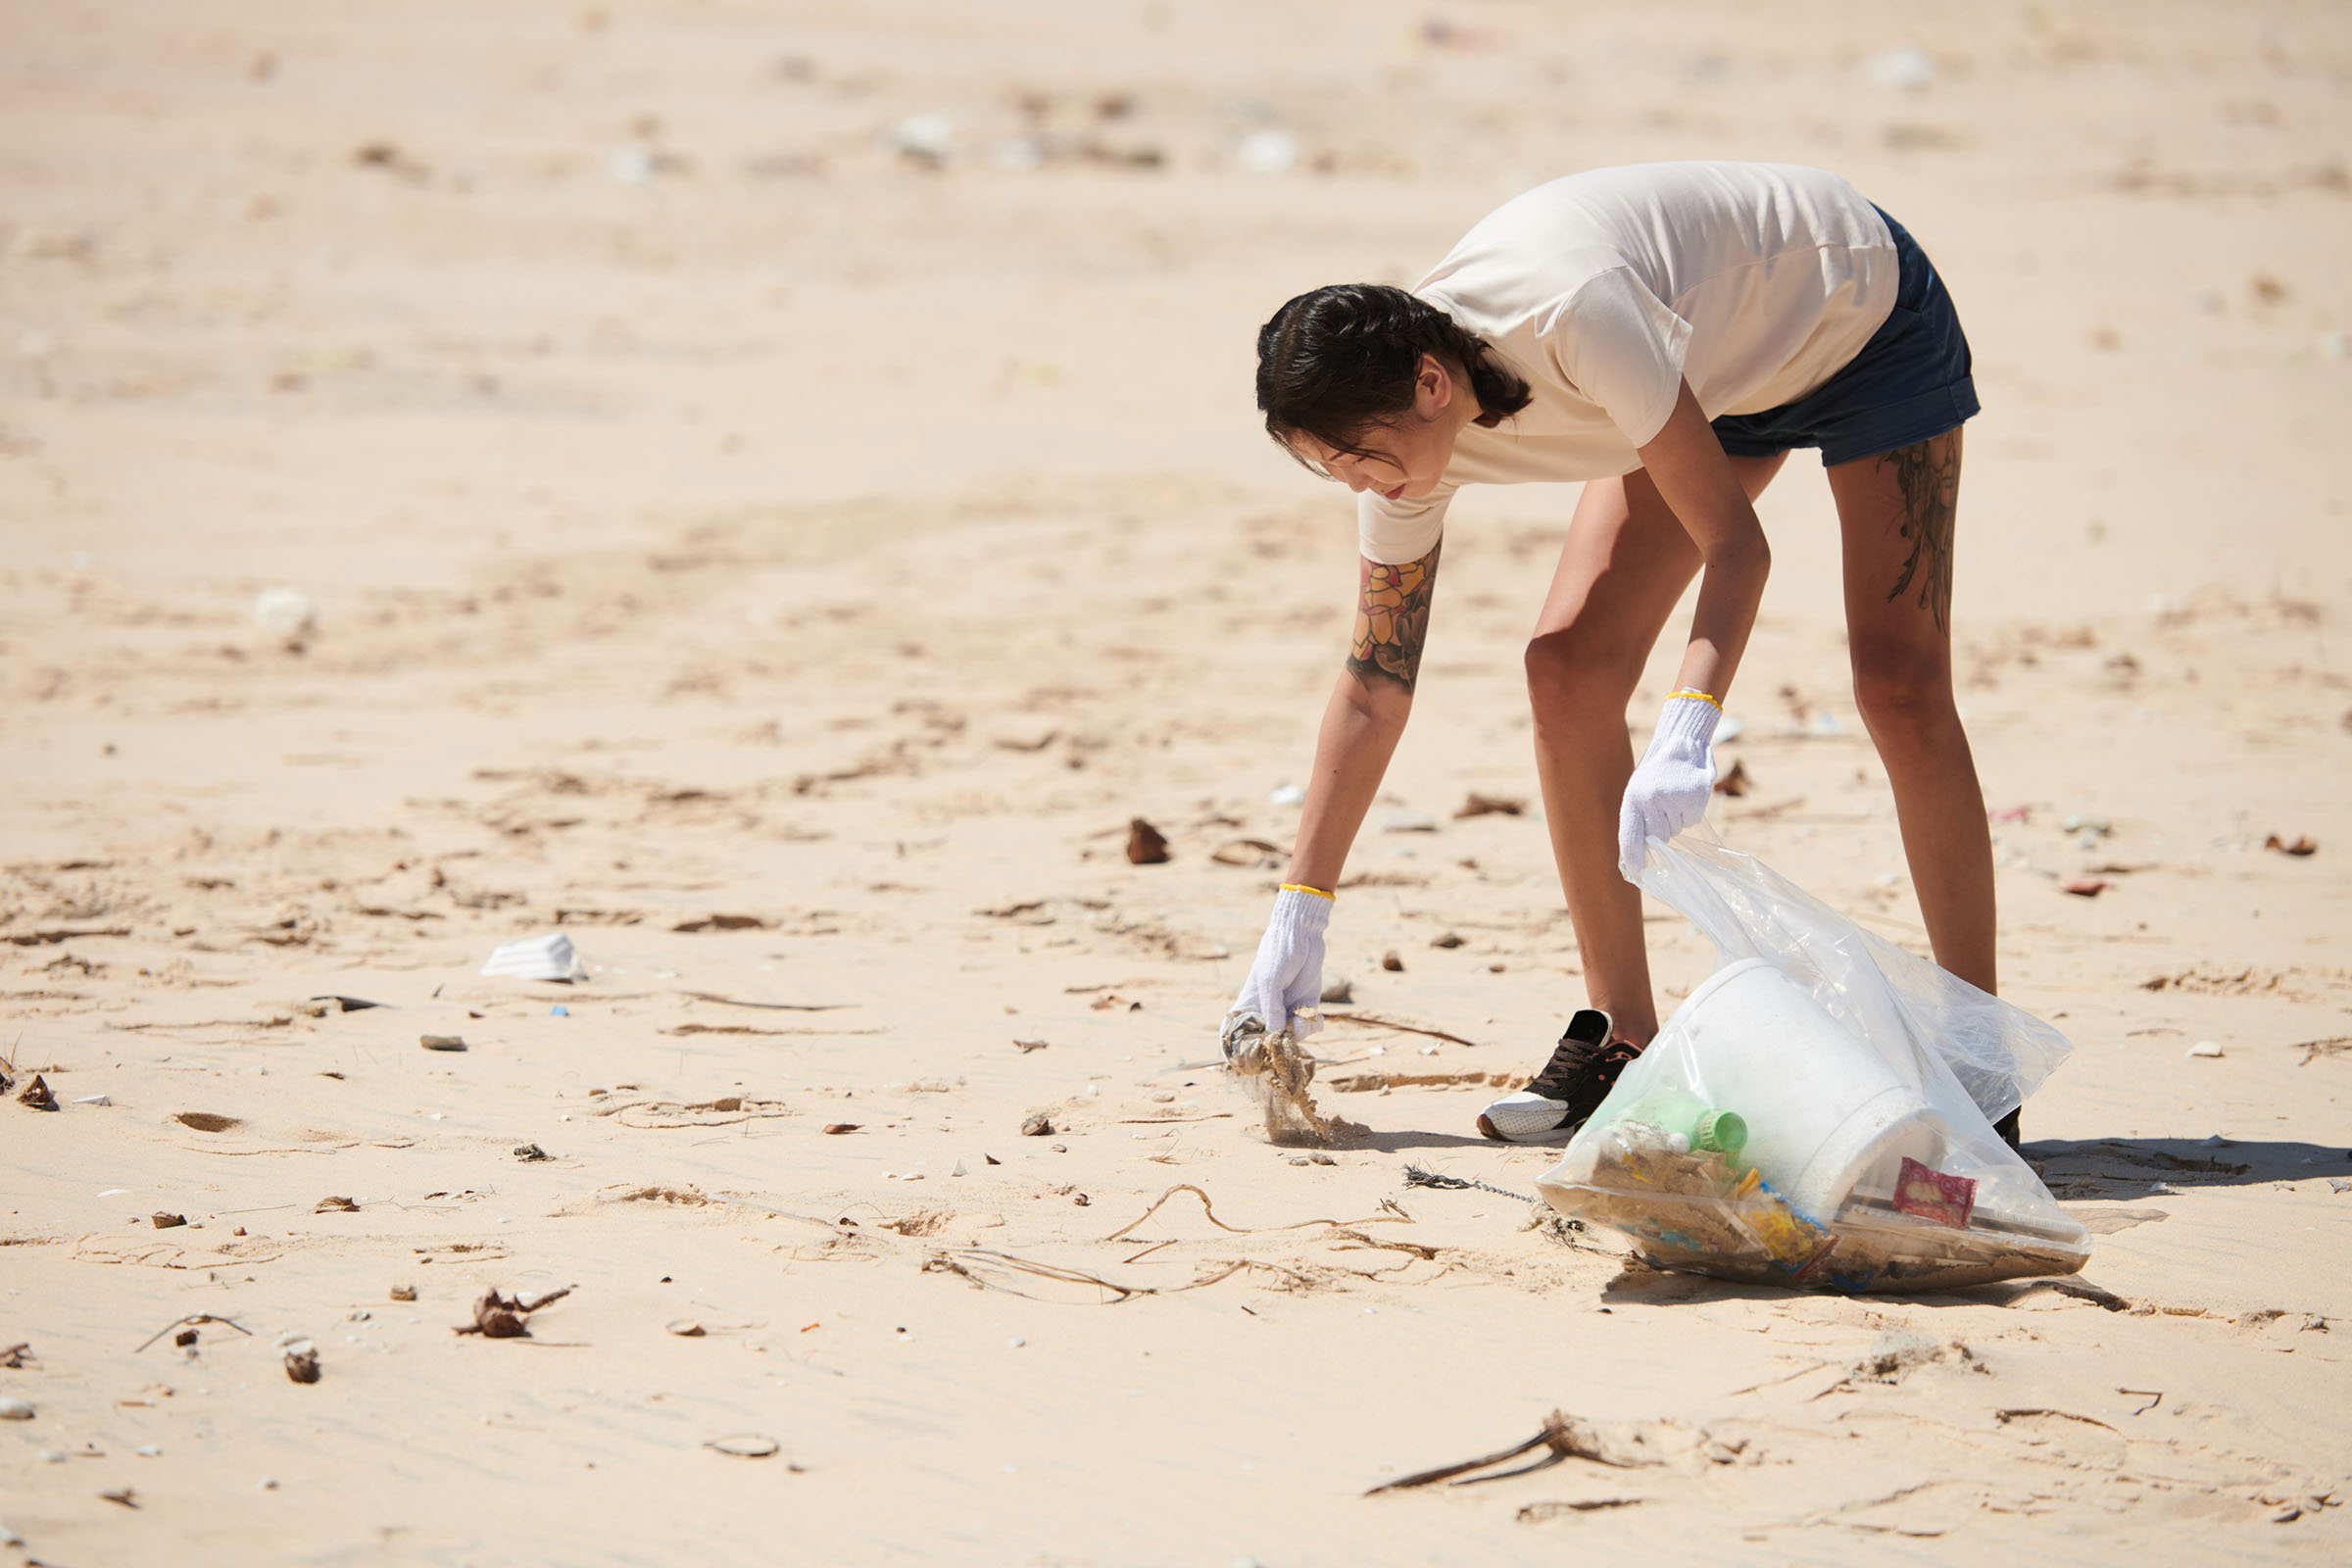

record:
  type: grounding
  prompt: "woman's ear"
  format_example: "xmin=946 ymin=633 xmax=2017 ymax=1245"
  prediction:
xmin=1415 ymin=352 xmax=1452 ymax=416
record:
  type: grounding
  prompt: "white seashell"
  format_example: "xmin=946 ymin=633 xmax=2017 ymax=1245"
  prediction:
xmin=1235 ymin=128 xmax=1298 ymax=175
xmin=253 ymin=586 xmax=318 ymax=643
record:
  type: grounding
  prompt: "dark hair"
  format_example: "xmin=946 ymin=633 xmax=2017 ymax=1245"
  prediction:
xmin=1255 ymin=283 xmax=1531 ymax=465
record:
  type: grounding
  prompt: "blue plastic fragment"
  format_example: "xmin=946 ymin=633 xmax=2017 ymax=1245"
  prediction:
xmin=550 ymin=1004 xmax=569 ymax=1017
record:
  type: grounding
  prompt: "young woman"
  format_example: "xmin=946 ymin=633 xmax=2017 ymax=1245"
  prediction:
xmin=1224 ymin=161 xmax=2016 ymax=1146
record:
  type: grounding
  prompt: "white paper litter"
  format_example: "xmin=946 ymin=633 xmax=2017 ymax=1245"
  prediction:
xmin=480 ymin=932 xmax=585 ymax=981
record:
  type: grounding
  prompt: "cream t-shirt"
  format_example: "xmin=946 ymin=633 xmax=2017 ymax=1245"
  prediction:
xmin=1356 ymin=161 xmax=1899 ymax=564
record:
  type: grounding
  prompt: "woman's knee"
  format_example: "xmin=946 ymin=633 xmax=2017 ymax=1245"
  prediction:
xmin=1851 ymin=645 xmax=1960 ymax=745
xmin=1525 ymin=626 xmax=1640 ymax=717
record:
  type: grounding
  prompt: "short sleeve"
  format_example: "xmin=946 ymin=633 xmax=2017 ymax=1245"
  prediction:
xmin=1356 ymin=485 xmax=1453 ymax=566
xmin=1547 ymin=268 xmax=1693 ymax=448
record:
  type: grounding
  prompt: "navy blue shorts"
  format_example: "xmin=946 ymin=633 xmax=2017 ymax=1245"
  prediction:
xmin=1709 ymin=208 xmax=1978 ymax=467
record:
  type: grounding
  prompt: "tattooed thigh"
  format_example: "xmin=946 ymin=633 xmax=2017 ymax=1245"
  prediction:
xmin=1880 ymin=432 xmax=1961 ymax=635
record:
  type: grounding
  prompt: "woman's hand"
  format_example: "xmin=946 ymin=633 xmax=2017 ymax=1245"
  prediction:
xmin=1224 ymin=886 xmax=1333 ymax=1052
xmin=1618 ymin=692 xmax=1721 ymax=877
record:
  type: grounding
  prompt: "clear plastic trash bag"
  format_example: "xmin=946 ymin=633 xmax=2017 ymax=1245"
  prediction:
xmin=1537 ymin=832 xmax=2089 ymax=1293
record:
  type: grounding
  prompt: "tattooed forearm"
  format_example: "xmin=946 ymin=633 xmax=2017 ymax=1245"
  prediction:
xmin=1346 ymin=542 xmax=1441 ymax=695
xmin=1882 ymin=430 xmax=1961 ymax=635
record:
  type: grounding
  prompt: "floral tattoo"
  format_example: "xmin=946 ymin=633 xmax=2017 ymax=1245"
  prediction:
xmin=1346 ymin=542 xmax=1441 ymax=694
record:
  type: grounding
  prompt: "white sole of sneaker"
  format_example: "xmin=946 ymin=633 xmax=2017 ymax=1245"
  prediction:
xmin=1475 ymin=1102 xmax=1579 ymax=1145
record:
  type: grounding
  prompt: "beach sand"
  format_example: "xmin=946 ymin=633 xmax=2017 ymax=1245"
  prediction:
xmin=2 ymin=1 xmax=2348 ymax=1560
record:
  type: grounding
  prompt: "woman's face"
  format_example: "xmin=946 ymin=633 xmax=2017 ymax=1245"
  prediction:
xmin=1289 ymin=354 xmax=1468 ymax=502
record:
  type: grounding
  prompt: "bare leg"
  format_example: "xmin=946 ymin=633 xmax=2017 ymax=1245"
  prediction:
xmin=1825 ymin=429 xmax=1997 ymax=994
xmin=1526 ymin=454 xmax=1787 ymax=1043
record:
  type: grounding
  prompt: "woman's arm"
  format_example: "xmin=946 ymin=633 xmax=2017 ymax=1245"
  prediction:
xmin=1286 ymin=543 xmax=1442 ymax=890
xmin=1634 ymin=381 xmax=1771 ymax=700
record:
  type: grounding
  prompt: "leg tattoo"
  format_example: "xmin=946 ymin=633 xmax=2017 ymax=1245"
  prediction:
xmin=1881 ymin=435 xmax=1960 ymax=634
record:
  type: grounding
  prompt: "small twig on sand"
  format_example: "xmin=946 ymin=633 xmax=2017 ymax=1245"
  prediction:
xmin=135 ymin=1314 xmax=253 ymax=1354
xmin=1321 ymin=1012 xmax=1479 ymax=1049
xmin=678 ymin=991 xmax=851 ymax=1012
xmin=923 ymin=1250 xmax=1151 ymax=1302
xmin=1102 ymin=1183 xmax=1409 ymax=1243
xmin=1367 ymin=1410 xmax=1638 ymax=1494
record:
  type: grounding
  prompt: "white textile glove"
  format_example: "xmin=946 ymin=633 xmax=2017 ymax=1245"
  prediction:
xmin=1618 ymin=693 xmax=1720 ymax=881
xmin=1224 ymin=886 xmax=1332 ymax=1054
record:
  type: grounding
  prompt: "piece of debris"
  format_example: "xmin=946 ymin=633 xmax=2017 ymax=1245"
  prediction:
xmin=1851 ymin=1329 xmax=1975 ymax=1384
xmin=1382 ymin=951 xmax=1404 ymax=972
xmin=151 ymin=1211 xmax=186 ymax=1229
xmin=134 ymin=1312 xmax=251 ymax=1354
xmin=513 ymin=1144 xmax=552 ymax=1162
xmin=389 ymin=1285 xmax=416 ymax=1302
xmin=2265 ymin=833 xmax=2317 ymax=858
xmin=309 ymin=995 xmax=385 ymax=1012
xmin=480 ymin=931 xmax=586 ymax=981
xmin=822 ymin=1123 xmax=859 ymax=1135
xmin=0 ymin=1396 xmax=32 ymax=1420
xmin=1210 ymin=838 xmax=1285 ymax=867
xmin=420 ymin=1034 xmax=466 ymax=1052
xmin=1021 ymin=1111 xmax=1054 ymax=1137
xmin=98 ymin=1487 xmax=138 ymax=1509
xmin=253 ymin=585 xmax=318 ymax=646
xmin=2187 ymin=1040 xmax=2226 ymax=1058
xmin=704 ymin=1433 xmax=782 ymax=1458
xmin=1380 ymin=808 xmax=1439 ymax=833
xmin=1713 ymin=758 xmax=1750 ymax=797
xmin=1320 ymin=977 xmax=1353 ymax=1004
xmin=673 ymin=913 xmax=771 ymax=933
xmin=1126 ymin=817 xmax=1170 ymax=864
xmin=1431 ymin=932 xmax=1464 ymax=950
xmin=18 ymin=1075 xmax=58 ymax=1111
xmin=2062 ymin=878 xmax=2107 ymax=898
xmin=667 ymin=1320 xmax=707 ymax=1337
xmin=283 ymin=1347 xmax=320 ymax=1384
xmin=1367 ymin=1409 xmax=1704 ymax=1494
xmin=1403 ymin=1163 xmax=1536 ymax=1203
xmin=314 ymin=1196 xmax=359 ymax=1213
xmin=173 ymin=1328 xmax=199 ymax=1348
xmin=174 ymin=1111 xmax=241 ymax=1132
xmin=456 ymin=1286 xmax=572 ymax=1339
xmin=1012 ymin=1037 xmax=1049 ymax=1052
xmin=1455 ymin=793 xmax=1523 ymax=818
xmin=1222 ymin=1020 xmax=1363 ymax=1148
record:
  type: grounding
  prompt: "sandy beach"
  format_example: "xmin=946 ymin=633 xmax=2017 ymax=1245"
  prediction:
xmin=3 ymin=1 xmax=2349 ymax=1560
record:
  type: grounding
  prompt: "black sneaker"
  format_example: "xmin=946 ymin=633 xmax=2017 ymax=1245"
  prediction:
xmin=1475 ymin=1008 xmax=1642 ymax=1143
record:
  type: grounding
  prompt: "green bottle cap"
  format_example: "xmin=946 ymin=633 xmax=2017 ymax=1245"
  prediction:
xmin=1693 ymin=1109 xmax=1747 ymax=1157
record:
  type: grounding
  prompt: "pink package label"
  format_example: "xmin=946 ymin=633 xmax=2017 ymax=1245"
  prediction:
xmin=1891 ymin=1156 xmax=1977 ymax=1230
